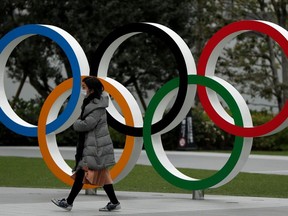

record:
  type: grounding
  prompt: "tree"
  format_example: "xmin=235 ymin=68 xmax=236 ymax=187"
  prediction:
xmin=216 ymin=0 xmax=288 ymax=112
xmin=1 ymin=0 xmax=228 ymax=112
xmin=0 ymin=0 xmax=232 ymax=148
xmin=0 ymin=0 xmax=65 ymax=105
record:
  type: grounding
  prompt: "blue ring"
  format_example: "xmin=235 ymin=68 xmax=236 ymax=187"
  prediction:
xmin=0 ymin=24 xmax=81 ymax=136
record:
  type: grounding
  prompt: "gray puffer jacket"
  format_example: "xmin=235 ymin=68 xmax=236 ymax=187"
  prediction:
xmin=73 ymin=94 xmax=115 ymax=170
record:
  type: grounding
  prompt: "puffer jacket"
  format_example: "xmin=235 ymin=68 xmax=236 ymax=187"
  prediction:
xmin=73 ymin=93 xmax=115 ymax=170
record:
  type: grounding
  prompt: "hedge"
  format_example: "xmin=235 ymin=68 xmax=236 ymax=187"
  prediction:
xmin=1 ymin=98 xmax=287 ymax=151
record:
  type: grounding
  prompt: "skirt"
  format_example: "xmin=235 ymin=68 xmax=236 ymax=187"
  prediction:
xmin=71 ymin=168 xmax=113 ymax=186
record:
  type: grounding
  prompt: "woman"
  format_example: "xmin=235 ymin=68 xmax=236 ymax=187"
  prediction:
xmin=52 ymin=76 xmax=120 ymax=212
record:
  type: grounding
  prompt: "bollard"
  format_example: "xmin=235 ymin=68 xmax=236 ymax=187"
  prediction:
xmin=192 ymin=190 xmax=204 ymax=200
xmin=85 ymin=188 xmax=98 ymax=195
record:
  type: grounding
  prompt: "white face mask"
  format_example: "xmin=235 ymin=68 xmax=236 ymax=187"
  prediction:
xmin=81 ymin=89 xmax=87 ymax=97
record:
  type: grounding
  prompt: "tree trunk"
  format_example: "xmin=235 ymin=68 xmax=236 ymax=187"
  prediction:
xmin=281 ymin=52 xmax=288 ymax=109
xmin=272 ymin=0 xmax=288 ymax=110
xmin=267 ymin=37 xmax=282 ymax=111
xmin=132 ymin=77 xmax=147 ymax=111
xmin=11 ymin=73 xmax=28 ymax=109
xmin=28 ymin=73 xmax=49 ymax=99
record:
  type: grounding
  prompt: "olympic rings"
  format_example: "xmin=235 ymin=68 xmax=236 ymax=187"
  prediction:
xmin=197 ymin=20 xmax=288 ymax=137
xmin=1 ymin=20 xmax=287 ymax=190
xmin=92 ymin=22 xmax=196 ymax=136
xmin=0 ymin=24 xmax=89 ymax=136
xmin=38 ymin=77 xmax=143 ymax=187
xmin=143 ymin=75 xmax=252 ymax=190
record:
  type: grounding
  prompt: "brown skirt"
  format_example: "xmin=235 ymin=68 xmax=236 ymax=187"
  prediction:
xmin=71 ymin=168 xmax=113 ymax=186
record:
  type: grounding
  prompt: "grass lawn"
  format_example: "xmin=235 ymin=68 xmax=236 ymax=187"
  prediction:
xmin=1 ymin=156 xmax=288 ymax=198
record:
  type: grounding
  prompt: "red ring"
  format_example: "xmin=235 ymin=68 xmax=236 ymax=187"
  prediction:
xmin=197 ymin=20 xmax=288 ymax=137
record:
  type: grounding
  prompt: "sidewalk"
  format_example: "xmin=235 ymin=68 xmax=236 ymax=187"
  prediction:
xmin=1 ymin=187 xmax=288 ymax=215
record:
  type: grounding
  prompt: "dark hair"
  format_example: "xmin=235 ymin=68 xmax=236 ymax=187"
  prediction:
xmin=82 ymin=76 xmax=103 ymax=99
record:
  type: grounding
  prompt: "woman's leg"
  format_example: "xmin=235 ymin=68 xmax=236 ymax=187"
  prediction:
xmin=66 ymin=169 xmax=85 ymax=205
xmin=103 ymin=184 xmax=119 ymax=204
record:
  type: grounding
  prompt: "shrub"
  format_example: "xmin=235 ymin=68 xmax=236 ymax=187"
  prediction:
xmin=0 ymin=97 xmax=41 ymax=146
xmin=2 ymin=96 xmax=287 ymax=151
xmin=251 ymin=111 xmax=288 ymax=151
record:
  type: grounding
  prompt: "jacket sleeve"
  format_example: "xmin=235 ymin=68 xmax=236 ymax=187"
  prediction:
xmin=73 ymin=109 xmax=100 ymax=132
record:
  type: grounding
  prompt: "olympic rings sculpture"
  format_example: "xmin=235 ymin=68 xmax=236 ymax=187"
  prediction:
xmin=0 ymin=20 xmax=287 ymax=190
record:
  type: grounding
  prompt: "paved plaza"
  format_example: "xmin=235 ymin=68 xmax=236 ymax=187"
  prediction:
xmin=1 ymin=187 xmax=288 ymax=216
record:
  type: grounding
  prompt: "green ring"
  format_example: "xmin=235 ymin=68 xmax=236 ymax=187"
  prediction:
xmin=143 ymin=75 xmax=244 ymax=190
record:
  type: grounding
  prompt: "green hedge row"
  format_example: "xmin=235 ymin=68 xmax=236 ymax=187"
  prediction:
xmin=187 ymin=106 xmax=288 ymax=151
xmin=1 ymin=98 xmax=287 ymax=151
xmin=109 ymin=106 xmax=288 ymax=151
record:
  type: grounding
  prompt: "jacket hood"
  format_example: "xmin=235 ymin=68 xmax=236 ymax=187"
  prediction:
xmin=82 ymin=93 xmax=109 ymax=117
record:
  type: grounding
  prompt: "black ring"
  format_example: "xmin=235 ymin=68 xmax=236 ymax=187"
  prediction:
xmin=91 ymin=23 xmax=188 ymax=137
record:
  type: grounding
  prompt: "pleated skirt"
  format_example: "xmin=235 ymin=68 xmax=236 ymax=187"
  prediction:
xmin=72 ymin=168 xmax=113 ymax=186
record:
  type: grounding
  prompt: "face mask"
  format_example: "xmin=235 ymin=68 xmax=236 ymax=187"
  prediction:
xmin=81 ymin=89 xmax=87 ymax=97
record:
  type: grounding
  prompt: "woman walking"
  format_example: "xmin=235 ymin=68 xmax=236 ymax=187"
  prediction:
xmin=52 ymin=76 xmax=120 ymax=212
